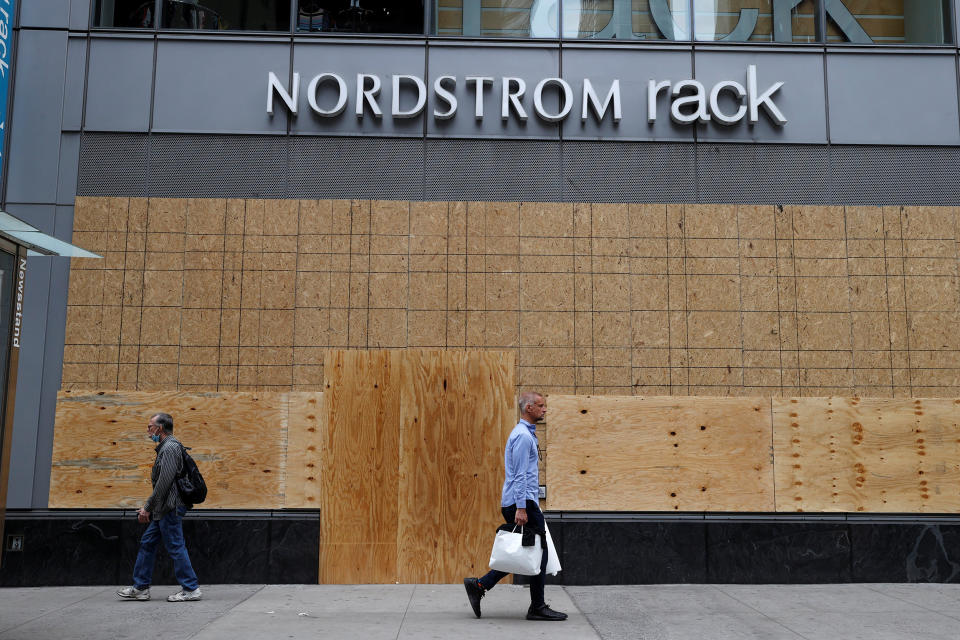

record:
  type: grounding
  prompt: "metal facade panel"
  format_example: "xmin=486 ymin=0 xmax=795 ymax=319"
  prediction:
xmin=288 ymin=136 xmax=424 ymax=200
xmin=290 ymin=41 xmax=427 ymax=137
xmin=6 ymin=30 xmax=67 ymax=204
xmin=561 ymin=46 xmax=695 ymax=142
xmin=84 ymin=38 xmax=155 ymax=132
xmin=18 ymin=0 xmax=70 ymax=28
xmin=154 ymin=39 xmax=290 ymax=134
xmin=33 ymin=255 xmax=71 ymax=508
xmin=697 ymin=143 xmax=830 ymax=204
xmin=56 ymin=133 xmax=81 ymax=206
xmin=425 ymin=138 xmax=561 ymax=201
xmin=62 ymin=37 xmax=87 ymax=131
xmin=426 ymin=43 xmax=563 ymax=139
xmin=827 ymin=53 xmax=960 ymax=145
xmin=69 ymin=0 xmax=92 ymax=31
xmin=149 ymin=134 xmax=287 ymax=197
xmin=830 ymin=145 xmax=960 ymax=205
xmin=693 ymin=49 xmax=828 ymax=144
xmin=562 ymin=141 xmax=696 ymax=203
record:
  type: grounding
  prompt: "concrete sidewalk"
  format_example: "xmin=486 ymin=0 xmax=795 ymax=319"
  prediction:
xmin=1 ymin=583 xmax=958 ymax=639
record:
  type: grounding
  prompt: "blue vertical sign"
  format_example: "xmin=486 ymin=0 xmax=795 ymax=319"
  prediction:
xmin=0 ymin=0 xmax=11 ymax=179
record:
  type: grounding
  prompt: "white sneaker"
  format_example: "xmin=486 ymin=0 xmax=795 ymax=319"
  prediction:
xmin=117 ymin=586 xmax=150 ymax=601
xmin=167 ymin=588 xmax=202 ymax=602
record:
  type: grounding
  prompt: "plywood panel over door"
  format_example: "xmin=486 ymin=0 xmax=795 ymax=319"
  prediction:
xmin=319 ymin=350 xmax=402 ymax=584
xmin=397 ymin=351 xmax=515 ymax=583
xmin=49 ymin=390 xmax=287 ymax=508
xmin=321 ymin=349 xmax=515 ymax=584
xmin=773 ymin=397 xmax=960 ymax=512
xmin=545 ymin=395 xmax=775 ymax=512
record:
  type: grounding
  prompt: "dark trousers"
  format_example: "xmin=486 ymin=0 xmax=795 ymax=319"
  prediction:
xmin=478 ymin=499 xmax=548 ymax=608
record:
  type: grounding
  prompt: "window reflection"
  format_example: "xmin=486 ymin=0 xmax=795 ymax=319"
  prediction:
xmin=825 ymin=0 xmax=952 ymax=45
xmin=162 ymin=0 xmax=290 ymax=31
xmin=297 ymin=1 xmax=424 ymax=34
xmin=693 ymin=0 xmax=816 ymax=43
xmin=566 ymin=0 xmax=689 ymax=40
xmin=433 ymin=0 xmax=560 ymax=38
xmin=94 ymin=0 xmax=155 ymax=28
xmin=92 ymin=0 xmax=954 ymax=43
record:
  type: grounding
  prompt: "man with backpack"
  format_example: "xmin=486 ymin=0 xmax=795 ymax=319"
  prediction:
xmin=117 ymin=412 xmax=202 ymax=602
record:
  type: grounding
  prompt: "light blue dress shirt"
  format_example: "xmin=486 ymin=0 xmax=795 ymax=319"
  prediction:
xmin=500 ymin=419 xmax=540 ymax=508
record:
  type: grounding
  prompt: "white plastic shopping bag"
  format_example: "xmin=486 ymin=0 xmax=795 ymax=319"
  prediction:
xmin=488 ymin=526 xmax=542 ymax=575
xmin=545 ymin=523 xmax=561 ymax=575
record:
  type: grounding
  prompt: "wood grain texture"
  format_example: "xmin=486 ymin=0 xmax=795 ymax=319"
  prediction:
xmin=396 ymin=350 xmax=515 ymax=583
xmin=773 ymin=397 xmax=960 ymax=513
xmin=545 ymin=395 xmax=775 ymax=512
xmin=49 ymin=390 xmax=285 ymax=509
xmin=397 ymin=351 xmax=446 ymax=582
xmin=320 ymin=350 xmax=401 ymax=583
xmin=283 ymin=392 xmax=324 ymax=509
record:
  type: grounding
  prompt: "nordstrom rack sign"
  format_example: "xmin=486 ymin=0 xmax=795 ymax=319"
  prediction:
xmin=266 ymin=65 xmax=786 ymax=128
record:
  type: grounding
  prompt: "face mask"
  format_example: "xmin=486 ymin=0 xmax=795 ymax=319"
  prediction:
xmin=150 ymin=434 xmax=161 ymax=443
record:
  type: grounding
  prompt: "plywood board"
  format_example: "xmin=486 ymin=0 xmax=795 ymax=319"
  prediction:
xmin=320 ymin=350 xmax=401 ymax=583
xmin=49 ymin=390 xmax=285 ymax=509
xmin=283 ymin=392 xmax=324 ymax=509
xmin=773 ymin=397 xmax=960 ymax=512
xmin=439 ymin=351 xmax=516 ymax=580
xmin=397 ymin=350 xmax=515 ymax=583
xmin=545 ymin=395 xmax=775 ymax=511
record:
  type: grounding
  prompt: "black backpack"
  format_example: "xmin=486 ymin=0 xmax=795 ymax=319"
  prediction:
xmin=176 ymin=445 xmax=208 ymax=506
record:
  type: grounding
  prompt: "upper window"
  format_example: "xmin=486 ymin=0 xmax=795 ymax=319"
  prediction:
xmin=92 ymin=0 xmax=955 ymax=44
xmin=297 ymin=1 xmax=425 ymax=34
xmin=825 ymin=0 xmax=952 ymax=45
xmin=693 ymin=0 xmax=816 ymax=43
xmin=94 ymin=0 xmax=156 ymax=28
xmin=163 ymin=0 xmax=290 ymax=31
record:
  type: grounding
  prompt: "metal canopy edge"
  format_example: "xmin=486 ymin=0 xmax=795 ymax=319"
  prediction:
xmin=0 ymin=211 xmax=102 ymax=258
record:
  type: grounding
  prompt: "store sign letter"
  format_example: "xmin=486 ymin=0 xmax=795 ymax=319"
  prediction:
xmin=267 ymin=66 xmax=786 ymax=129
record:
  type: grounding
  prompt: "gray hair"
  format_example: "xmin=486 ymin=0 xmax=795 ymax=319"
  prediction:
xmin=152 ymin=412 xmax=174 ymax=434
xmin=518 ymin=391 xmax=543 ymax=414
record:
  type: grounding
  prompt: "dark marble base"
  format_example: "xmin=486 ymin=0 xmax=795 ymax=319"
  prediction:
xmin=4 ymin=513 xmax=960 ymax=585
xmin=539 ymin=519 xmax=960 ymax=585
xmin=1 ymin=512 xmax=319 ymax=587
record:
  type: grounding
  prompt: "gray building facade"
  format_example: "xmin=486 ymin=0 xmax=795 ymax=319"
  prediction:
xmin=3 ymin=0 xmax=960 ymax=585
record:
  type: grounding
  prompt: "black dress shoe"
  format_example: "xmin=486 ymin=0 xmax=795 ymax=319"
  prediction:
xmin=527 ymin=604 xmax=568 ymax=621
xmin=463 ymin=577 xmax=484 ymax=618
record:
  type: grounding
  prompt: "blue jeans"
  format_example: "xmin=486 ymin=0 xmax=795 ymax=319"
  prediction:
xmin=132 ymin=506 xmax=199 ymax=591
xmin=478 ymin=500 xmax=548 ymax=608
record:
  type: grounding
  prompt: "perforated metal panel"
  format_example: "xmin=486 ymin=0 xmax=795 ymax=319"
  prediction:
xmin=149 ymin=134 xmax=287 ymax=198
xmin=562 ymin=141 xmax=696 ymax=203
xmin=830 ymin=145 xmax=960 ymax=205
xmin=75 ymin=132 xmax=960 ymax=206
xmin=696 ymin=144 xmax=830 ymax=204
xmin=77 ymin=133 xmax=148 ymax=197
xmin=425 ymin=138 xmax=562 ymax=202
xmin=288 ymin=136 xmax=425 ymax=200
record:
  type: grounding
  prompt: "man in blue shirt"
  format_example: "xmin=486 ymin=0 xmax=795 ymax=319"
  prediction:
xmin=463 ymin=391 xmax=567 ymax=621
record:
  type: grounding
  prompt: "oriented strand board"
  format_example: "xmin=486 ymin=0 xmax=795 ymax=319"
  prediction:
xmin=320 ymin=350 xmax=401 ymax=583
xmin=283 ymin=392 xmax=324 ymax=509
xmin=773 ymin=397 xmax=960 ymax=512
xmin=545 ymin=395 xmax=775 ymax=511
xmin=397 ymin=351 xmax=515 ymax=583
xmin=49 ymin=390 xmax=285 ymax=509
